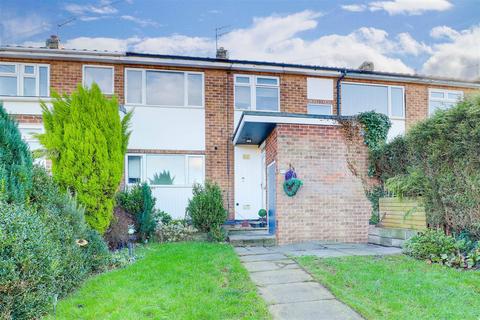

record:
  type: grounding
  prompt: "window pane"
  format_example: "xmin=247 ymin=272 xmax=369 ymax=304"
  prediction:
xmin=24 ymin=66 xmax=34 ymax=74
xmin=23 ymin=77 xmax=36 ymax=96
xmin=236 ymin=76 xmax=250 ymax=84
xmin=0 ymin=64 xmax=15 ymax=73
xmin=235 ymin=85 xmax=251 ymax=109
xmin=429 ymin=100 xmax=445 ymax=115
xmin=126 ymin=70 xmax=142 ymax=104
xmin=307 ymin=104 xmax=332 ymax=115
xmin=0 ymin=76 xmax=17 ymax=95
xmin=84 ymin=66 xmax=113 ymax=93
xmin=448 ymin=92 xmax=462 ymax=101
xmin=39 ymin=67 xmax=48 ymax=96
xmin=146 ymin=71 xmax=184 ymax=106
xmin=188 ymin=156 xmax=204 ymax=185
xmin=430 ymin=91 xmax=444 ymax=99
xmin=256 ymin=87 xmax=279 ymax=111
xmin=341 ymin=84 xmax=388 ymax=116
xmin=391 ymin=87 xmax=404 ymax=117
xmin=187 ymin=74 xmax=203 ymax=106
xmin=257 ymin=77 xmax=278 ymax=85
xmin=128 ymin=156 xmax=141 ymax=184
xmin=146 ymin=155 xmax=185 ymax=185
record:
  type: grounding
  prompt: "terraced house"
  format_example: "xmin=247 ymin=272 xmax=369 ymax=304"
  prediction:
xmin=1 ymin=39 xmax=478 ymax=244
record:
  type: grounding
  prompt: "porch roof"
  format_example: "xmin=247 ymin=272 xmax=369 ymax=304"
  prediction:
xmin=232 ymin=111 xmax=351 ymax=145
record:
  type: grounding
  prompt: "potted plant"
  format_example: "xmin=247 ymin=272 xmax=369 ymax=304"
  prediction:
xmin=258 ymin=209 xmax=267 ymax=228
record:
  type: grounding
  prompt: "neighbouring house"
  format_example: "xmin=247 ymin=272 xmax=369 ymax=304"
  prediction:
xmin=1 ymin=37 xmax=478 ymax=244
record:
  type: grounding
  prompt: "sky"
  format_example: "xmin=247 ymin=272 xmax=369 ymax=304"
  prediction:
xmin=0 ymin=0 xmax=479 ymax=80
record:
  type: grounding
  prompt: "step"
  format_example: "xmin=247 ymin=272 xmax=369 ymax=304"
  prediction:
xmin=228 ymin=231 xmax=276 ymax=247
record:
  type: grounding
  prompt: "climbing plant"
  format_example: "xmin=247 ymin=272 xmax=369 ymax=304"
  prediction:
xmin=340 ymin=111 xmax=391 ymax=224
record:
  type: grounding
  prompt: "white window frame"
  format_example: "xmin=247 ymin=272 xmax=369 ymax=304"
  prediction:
xmin=428 ymin=88 xmax=464 ymax=115
xmin=125 ymin=153 xmax=205 ymax=187
xmin=124 ymin=68 xmax=205 ymax=108
xmin=82 ymin=65 xmax=114 ymax=94
xmin=234 ymin=74 xmax=280 ymax=112
xmin=307 ymin=103 xmax=333 ymax=115
xmin=342 ymin=82 xmax=405 ymax=119
xmin=0 ymin=62 xmax=50 ymax=97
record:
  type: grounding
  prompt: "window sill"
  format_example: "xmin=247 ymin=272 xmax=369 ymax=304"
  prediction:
xmin=125 ymin=104 xmax=204 ymax=110
xmin=0 ymin=96 xmax=52 ymax=102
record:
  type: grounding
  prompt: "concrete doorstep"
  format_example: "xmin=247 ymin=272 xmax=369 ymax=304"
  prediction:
xmin=237 ymin=246 xmax=364 ymax=320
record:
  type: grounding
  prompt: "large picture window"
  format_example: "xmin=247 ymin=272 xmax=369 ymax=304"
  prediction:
xmin=0 ymin=63 xmax=49 ymax=97
xmin=125 ymin=68 xmax=204 ymax=107
xmin=428 ymin=89 xmax=463 ymax=115
xmin=234 ymin=75 xmax=279 ymax=111
xmin=126 ymin=154 xmax=205 ymax=186
xmin=341 ymin=83 xmax=405 ymax=118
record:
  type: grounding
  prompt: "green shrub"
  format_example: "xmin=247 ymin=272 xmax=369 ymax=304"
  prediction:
xmin=403 ymin=229 xmax=456 ymax=260
xmin=207 ymin=226 xmax=228 ymax=242
xmin=0 ymin=204 xmax=57 ymax=319
xmin=0 ymin=103 xmax=33 ymax=203
xmin=38 ymin=85 xmax=132 ymax=233
xmin=155 ymin=220 xmax=197 ymax=242
xmin=116 ymin=183 xmax=157 ymax=241
xmin=186 ymin=182 xmax=227 ymax=233
xmin=384 ymin=167 xmax=427 ymax=198
xmin=155 ymin=210 xmax=173 ymax=225
xmin=357 ymin=111 xmax=391 ymax=152
xmin=370 ymin=135 xmax=410 ymax=181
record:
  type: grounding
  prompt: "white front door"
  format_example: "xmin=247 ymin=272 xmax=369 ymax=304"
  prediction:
xmin=234 ymin=145 xmax=263 ymax=220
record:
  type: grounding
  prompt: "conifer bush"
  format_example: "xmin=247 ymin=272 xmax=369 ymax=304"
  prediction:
xmin=0 ymin=103 xmax=33 ymax=203
xmin=186 ymin=182 xmax=227 ymax=233
xmin=39 ymin=84 xmax=132 ymax=233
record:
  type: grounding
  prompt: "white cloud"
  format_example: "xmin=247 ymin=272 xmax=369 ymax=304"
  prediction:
xmin=430 ymin=25 xmax=460 ymax=40
xmin=133 ymin=35 xmax=212 ymax=56
xmin=396 ymin=33 xmax=431 ymax=55
xmin=64 ymin=1 xmax=118 ymax=16
xmin=120 ymin=15 xmax=161 ymax=28
xmin=0 ymin=14 xmax=50 ymax=42
xmin=341 ymin=4 xmax=367 ymax=12
xmin=63 ymin=37 xmax=140 ymax=52
xmin=369 ymin=0 xmax=453 ymax=15
xmin=422 ymin=25 xmax=480 ymax=80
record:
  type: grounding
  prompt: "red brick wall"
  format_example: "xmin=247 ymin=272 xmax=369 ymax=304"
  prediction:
xmin=269 ymin=123 xmax=372 ymax=245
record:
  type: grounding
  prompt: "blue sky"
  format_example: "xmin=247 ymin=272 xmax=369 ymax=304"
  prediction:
xmin=1 ymin=0 xmax=479 ymax=79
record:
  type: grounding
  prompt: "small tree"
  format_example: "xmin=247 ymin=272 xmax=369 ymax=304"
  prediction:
xmin=0 ymin=103 xmax=33 ymax=203
xmin=186 ymin=182 xmax=227 ymax=232
xmin=39 ymin=84 xmax=132 ymax=233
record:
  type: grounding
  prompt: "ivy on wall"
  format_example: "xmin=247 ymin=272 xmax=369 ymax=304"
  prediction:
xmin=340 ymin=111 xmax=391 ymax=224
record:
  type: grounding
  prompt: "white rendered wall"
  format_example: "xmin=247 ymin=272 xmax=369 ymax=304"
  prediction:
xmin=150 ymin=186 xmax=193 ymax=219
xmin=1 ymin=97 xmax=50 ymax=115
xmin=307 ymin=78 xmax=334 ymax=100
xmin=388 ymin=119 xmax=405 ymax=141
xmin=126 ymin=106 xmax=205 ymax=150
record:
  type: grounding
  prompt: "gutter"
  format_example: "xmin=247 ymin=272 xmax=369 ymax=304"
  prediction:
xmin=336 ymin=69 xmax=347 ymax=116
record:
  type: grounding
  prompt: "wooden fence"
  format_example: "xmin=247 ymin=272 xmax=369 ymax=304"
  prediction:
xmin=379 ymin=197 xmax=427 ymax=231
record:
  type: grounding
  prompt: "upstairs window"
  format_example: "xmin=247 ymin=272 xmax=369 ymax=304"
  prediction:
xmin=125 ymin=68 xmax=204 ymax=107
xmin=83 ymin=65 xmax=114 ymax=94
xmin=341 ymin=83 xmax=404 ymax=118
xmin=0 ymin=63 xmax=49 ymax=97
xmin=429 ymin=89 xmax=463 ymax=115
xmin=234 ymin=75 xmax=280 ymax=111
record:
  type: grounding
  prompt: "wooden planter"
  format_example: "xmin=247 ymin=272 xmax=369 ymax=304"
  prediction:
xmin=379 ymin=197 xmax=426 ymax=231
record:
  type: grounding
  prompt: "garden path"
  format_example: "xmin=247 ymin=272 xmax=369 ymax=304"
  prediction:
xmin=235 ymin=243 xmax=400 ymax=320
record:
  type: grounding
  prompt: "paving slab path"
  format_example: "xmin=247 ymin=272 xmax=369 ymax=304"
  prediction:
xmin=236 ymin=243 xmax=401 ymax=320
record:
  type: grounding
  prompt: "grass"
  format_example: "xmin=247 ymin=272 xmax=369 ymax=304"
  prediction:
xmin=297 ymin=254 xmax=480 ymax=320
xmin=46 ymin=242 xmax=270 ymax=320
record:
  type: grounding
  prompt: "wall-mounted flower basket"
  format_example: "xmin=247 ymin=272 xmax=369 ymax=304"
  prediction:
xmin=283 ymin=165 xmax=303 ymax=197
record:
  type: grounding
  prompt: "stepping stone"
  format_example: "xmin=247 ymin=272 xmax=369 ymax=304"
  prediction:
xmin=249 ymin=268 xmax=312 ymax=285
xmin=243 ymin=260 xmax=298 ymax=272
xmin=259 ymin=282 xmax=334 ymax=304
xmin=240 ymin=253 xmax=286 ymax=262
xmin=269 ymin=300 xmax=363 ymax=320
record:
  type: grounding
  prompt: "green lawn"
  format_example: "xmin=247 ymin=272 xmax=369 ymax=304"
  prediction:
xmin=297 ymin=254 xmax=480 ymax=320
xmin=46 ymin=242 xmax=270 ymax=320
